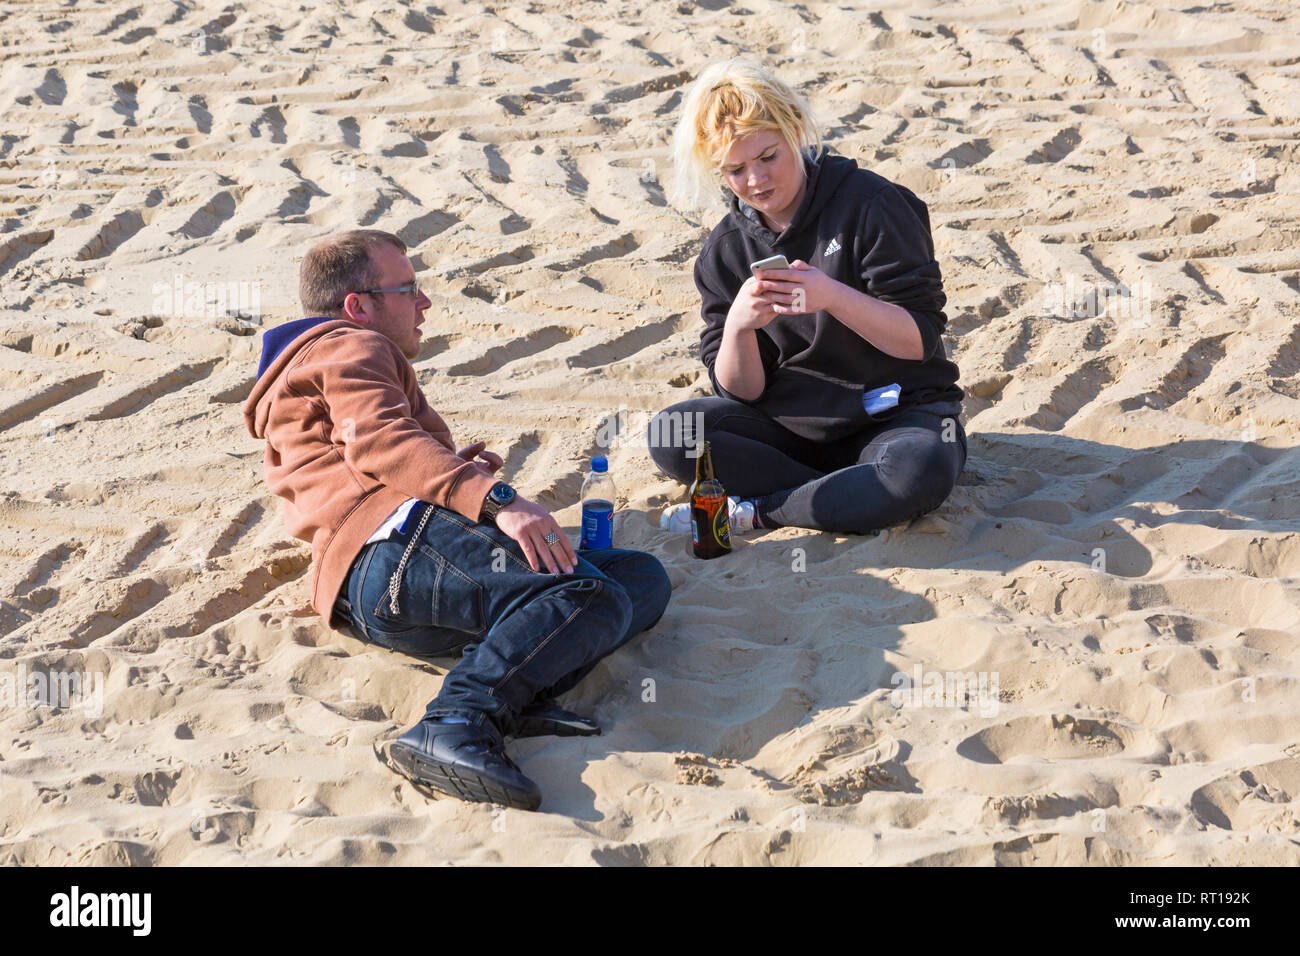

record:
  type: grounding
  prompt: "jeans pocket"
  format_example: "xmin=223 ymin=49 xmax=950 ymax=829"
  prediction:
xmin=371 ymin=540 xmax=486 ymax=636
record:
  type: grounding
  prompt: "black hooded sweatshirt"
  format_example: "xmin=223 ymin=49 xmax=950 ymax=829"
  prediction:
xmin=695 ymin=149 xmax=963 ymax=442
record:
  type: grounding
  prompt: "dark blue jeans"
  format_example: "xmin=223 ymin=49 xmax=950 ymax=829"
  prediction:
xmin=333 ymin=502 xmax=671 ymax=736
xmin=648 ymin=396 xmax=967 ymax=535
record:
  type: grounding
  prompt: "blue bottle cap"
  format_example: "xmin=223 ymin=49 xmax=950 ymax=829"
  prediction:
xmin=591 ymin=457 xmax=608 ymax=472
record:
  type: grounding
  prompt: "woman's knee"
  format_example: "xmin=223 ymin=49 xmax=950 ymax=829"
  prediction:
xmin=648 ymin=435 xmax=692 ymax=484
xmin=648 ymin=400 xmax=719 ymax=483
xmin=877 ymin=431 xmax=962 ymax=511
xmin=648 ymin=396 xmax=779 ymax=484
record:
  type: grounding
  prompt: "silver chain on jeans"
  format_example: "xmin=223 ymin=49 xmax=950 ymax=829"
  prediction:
xmin=388 ymin=504 xmax=434 ymax=616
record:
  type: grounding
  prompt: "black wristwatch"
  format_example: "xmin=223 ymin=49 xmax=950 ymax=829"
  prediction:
xmin=480 ymin=481 xmax=516 ymax=524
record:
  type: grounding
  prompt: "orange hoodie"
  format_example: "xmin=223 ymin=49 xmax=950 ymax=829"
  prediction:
xmin=243 ymin=317 xmax=498 ymax=626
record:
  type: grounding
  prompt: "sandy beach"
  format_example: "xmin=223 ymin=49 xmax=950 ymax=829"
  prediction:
xmin=1 ymin=0 xmax=1298 ymax=864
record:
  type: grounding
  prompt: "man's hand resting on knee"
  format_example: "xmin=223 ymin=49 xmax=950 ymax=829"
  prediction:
xmin=494 ymin=497 xmax=578 ymax=575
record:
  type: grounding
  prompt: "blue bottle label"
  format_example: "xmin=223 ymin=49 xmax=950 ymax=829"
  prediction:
xmin=580 ymin=499 xmax=614 ymax=550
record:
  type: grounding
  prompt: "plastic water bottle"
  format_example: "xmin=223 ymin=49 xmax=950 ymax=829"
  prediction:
xmin=579 ymin=457 xmax=616 ymax=550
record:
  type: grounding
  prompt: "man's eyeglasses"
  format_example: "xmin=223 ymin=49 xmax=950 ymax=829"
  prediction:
xmin=342 ymin=281 xmax=423 ymax=305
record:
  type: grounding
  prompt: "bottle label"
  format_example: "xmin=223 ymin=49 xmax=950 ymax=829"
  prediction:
xmin=691 ymin=496 xmax=731 ymax=557
xmin=580 ymin=499 xmax=614 ymax=550
xmin=713 ymin=505 xmax=731 ymax=548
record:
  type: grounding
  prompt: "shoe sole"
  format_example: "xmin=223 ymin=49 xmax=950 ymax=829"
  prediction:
xmin=389 ymin=742 xmax=541 ymax=811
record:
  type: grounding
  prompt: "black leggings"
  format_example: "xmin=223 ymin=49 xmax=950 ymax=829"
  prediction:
xmin=647 ymin=397 xmax=967 ymax=535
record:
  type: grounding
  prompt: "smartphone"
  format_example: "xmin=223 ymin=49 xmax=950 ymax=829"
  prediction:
xmin=749 ymin=254 xmax=790 ymax=274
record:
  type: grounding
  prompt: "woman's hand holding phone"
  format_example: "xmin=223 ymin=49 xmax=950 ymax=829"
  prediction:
xmin=726 ymin=275 xmax=781 ymax=331
xmin=757 ymin=260 xmax=840 ymax=315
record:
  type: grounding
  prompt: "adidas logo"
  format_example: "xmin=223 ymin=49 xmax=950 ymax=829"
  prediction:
xmin=824 ymin=237 xmax=841 ymax=257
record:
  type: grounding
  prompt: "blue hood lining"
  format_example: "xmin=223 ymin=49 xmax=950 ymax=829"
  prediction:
xmin=256 ymin=316 xmax=342 ymax=380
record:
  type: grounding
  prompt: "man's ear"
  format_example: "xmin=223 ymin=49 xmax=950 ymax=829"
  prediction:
xmin=341 ymin=293 xmax=369 ymax=324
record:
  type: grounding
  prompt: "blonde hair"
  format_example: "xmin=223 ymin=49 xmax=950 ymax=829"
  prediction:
xmin=670 ymin=59 xmax=823 ymax=210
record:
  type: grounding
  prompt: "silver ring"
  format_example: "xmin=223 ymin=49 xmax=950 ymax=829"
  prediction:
xmin=543 ymin=532 xmax=560 ymax=546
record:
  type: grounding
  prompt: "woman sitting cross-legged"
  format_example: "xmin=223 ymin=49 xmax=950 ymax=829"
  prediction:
xmin=649 ymin=59 xmax=967 ymax=537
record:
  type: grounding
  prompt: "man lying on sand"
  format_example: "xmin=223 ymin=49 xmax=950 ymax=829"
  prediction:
xmin=242 ymin=229 xmax=671 ymax=810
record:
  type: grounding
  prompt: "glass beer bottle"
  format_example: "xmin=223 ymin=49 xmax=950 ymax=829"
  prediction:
xmin=690 ymin=440 xmax=731 ymax=559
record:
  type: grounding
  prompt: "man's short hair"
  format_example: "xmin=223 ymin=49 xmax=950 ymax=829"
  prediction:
xmin=300 ymin=229 xmax=407 ymax=317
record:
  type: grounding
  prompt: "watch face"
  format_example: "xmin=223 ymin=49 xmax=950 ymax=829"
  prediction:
xmin=492 ymin=483 xmax=515 ymax=505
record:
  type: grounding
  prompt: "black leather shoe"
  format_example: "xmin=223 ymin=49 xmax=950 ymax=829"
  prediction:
xmin=389 ymin=718 xmax=542 ymax=810
xmin=512 ymin=700 xmax=601 ymax=739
